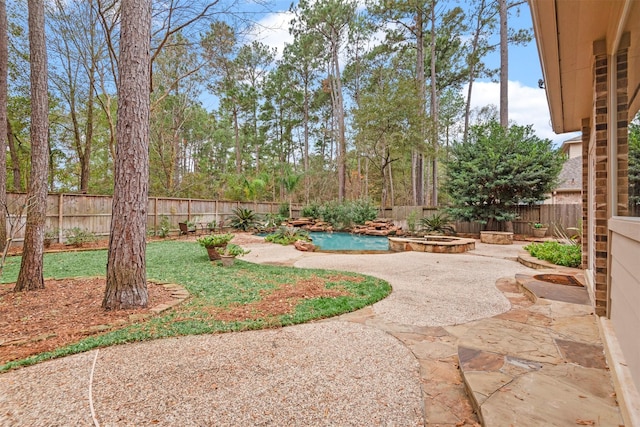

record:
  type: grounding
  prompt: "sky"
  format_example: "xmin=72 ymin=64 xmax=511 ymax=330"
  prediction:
xmin=242 ymin=0 xmax=580 ymax=146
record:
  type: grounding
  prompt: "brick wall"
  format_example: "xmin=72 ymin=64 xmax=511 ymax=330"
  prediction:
xmin=592 ymin=45 xmax=608 ymax=316
xmin=588 ymin=40 xmax=629 ymax=317
xmin=616 ymin=44 xmax=629 ymax=217
xmin=581 ymin=118 xmax=590 ymax=270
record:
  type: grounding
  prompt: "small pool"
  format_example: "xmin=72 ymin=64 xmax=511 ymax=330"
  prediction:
xmin=309 ymin=232 xmax=389 ymax=251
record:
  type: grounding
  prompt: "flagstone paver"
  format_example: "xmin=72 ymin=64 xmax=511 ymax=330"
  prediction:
xmin=457 ymin=273 xmax=623 ymax=426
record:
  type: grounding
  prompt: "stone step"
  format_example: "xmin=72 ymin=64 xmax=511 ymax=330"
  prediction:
xmin=457 ymin=278 xmax=623 ymax=426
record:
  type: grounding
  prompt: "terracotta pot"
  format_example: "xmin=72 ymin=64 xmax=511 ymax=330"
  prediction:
xmin=532 ymin=228 xmax=548 ymax=238
xmin=220 ymin=255 xmax=235 ymax=266
xmin=206 ymin=246 xmax=223 ymax=260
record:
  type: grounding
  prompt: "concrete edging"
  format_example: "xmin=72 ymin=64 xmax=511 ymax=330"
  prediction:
xmin=599 ymin=317 xmax=640 ymax=427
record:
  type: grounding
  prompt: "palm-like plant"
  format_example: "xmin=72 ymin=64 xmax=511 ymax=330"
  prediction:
xmin=419 ymin=213 xmax=456 ymax=235
xmin=264 ymin=226 xmax=310 ymax=245
xmin=229 ymin=207 xmax=257 ymax=231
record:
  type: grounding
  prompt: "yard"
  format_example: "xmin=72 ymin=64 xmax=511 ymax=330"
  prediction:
xmin=0 ymin=237 xmax=390 ymax=371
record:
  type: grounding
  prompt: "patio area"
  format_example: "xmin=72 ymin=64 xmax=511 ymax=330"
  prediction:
xmin=0 ymin=237 xmax=623 ymax=426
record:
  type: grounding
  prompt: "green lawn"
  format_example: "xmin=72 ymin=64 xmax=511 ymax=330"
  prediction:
xmin=0 ymin=240 xmax=390 ymax=371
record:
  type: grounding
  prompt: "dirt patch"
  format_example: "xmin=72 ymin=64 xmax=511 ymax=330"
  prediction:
xmin=208 ymin=276 xmax=353 ymax=322
xmin=532 ymin=273 xmax=583 ymax=287
xmin=0 ymin=278 xmax=176 ymax=365
xmin=0 ymin=233 xmax=316 ymax=365
xmin=6 ymin=240 xmax=109 ymax=256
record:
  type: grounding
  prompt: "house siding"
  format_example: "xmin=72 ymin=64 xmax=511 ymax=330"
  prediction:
xmin=609 ymin=221 xmax=640 ymax=398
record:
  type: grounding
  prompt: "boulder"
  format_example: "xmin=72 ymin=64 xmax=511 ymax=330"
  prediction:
xmin=289 ymin=218 xmax=314 ymax=226
xmin=366 ymin=229 xmax=390 ymax=236
xmin=294 ymin=240 xmax=316 ymax=252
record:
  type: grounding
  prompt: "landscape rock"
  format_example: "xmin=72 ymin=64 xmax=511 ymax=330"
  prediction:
xmin=294 ymin=240 xmax=316 ymax=252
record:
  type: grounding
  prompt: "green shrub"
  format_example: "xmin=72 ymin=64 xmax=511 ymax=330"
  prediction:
xmin=319 ymin=201 xmax=350 ymax=229
xmin=278 ymin=203 xmax=290 ymax=218
xmin=350 ymin=198 xmax=378 ymax=225
xmin=316 ymin=199 xmax=378 ymax=230
xmin=301 ymin=203 xmax=321 ymax=219
xmin=524 ymin=241 xmax=581 ymax=268
xmin=229 ymin=207 xmax=257 ymax=231
xmin=265 ymin=226 xmax=310 ymax=245
xmin=44 ymin=229 xmax=59 ymax=247
xmin=64 ymin=227 xmax=98 ymax=247
xmin=215 ymin=243 xmax=250 ymax=257
xmin=261 ymin=213 xmax=286 ymax=229
xmin=406 ymin=210 xmax=419 ymax=233
xmin=157 ymin=215 xmax=171 ymax=238
xmin=420 ymin=212 xmax=456 ymax=235
xmin=196 ymin=233 xmax=234 ymax=248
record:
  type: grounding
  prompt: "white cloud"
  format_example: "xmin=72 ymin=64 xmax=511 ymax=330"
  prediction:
xmin=242 ymin=13 xmax=581 ymax=147
xmin=249 ymin=11 xmax=295 ymax=60
xmin=467 ymin=80 xmax=580 ymax=145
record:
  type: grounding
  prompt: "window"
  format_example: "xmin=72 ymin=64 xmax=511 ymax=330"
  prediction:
xmin=626 ymin=112 xmax=640 ymax=217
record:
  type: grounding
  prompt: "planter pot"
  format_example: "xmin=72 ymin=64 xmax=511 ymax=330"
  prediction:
xmin=480 ymin=231 xmax=513 ymax=245
xmin=532 ymin=228 xmax=548 ymax=238
xmin=206 ymin=246 xmax=224 ymax=260
xmin=219 ymin=255 xmax=235 ymax=266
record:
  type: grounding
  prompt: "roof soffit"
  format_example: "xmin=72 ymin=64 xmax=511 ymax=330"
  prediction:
xmin=529 ymin=1 xmax=635 ymax=133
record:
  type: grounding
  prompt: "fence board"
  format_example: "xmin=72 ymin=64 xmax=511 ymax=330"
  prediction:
xmin=3 ymin=193 xmax=298 ymax=243
xmin=382 ymin=204 xmax=581 ymax=236
xmin=4 ymin=193 xmax=582 ymax=243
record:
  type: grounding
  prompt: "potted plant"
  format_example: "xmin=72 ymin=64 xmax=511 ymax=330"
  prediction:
xmin=197 ymin=233 xmax=234 ymax=260
xmin=206 ymin=219 xmax=218 ymax=233
xmin=216 ymin=243 xmax=250 ymax=266
xmin=531 ymin=223 xmax=548 ymax=238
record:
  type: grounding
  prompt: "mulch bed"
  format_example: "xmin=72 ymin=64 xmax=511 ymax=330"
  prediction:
xmin=0 ymin=277 xmax=176 ymax=364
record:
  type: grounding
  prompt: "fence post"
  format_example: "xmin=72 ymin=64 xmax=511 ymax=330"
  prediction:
xmin=58 ymin=193 xmax=64 ymax=243
xmin=153 ymin=197 xmax=158 ymax=236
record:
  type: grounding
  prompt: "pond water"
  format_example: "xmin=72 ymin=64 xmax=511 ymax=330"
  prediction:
xmin=307 ymin=232 xmax=389 ymax=252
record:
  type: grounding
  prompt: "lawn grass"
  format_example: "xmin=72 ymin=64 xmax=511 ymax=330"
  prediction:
xmin=0 ymin=240 xmax=390 ymax=371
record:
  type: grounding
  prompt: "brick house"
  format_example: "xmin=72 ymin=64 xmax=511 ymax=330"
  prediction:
xmin=529 ymin=0 xmax=640 ymax=423
xmin=546 ymin=136 xmax=582 ymax=204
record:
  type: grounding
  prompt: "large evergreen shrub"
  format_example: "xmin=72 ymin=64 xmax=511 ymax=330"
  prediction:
xmin=444 ymin=121 xmax=564 ymax=229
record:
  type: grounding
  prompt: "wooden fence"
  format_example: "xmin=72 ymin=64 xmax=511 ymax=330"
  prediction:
xmin=381 ymin=204 xmax=582 ymax=236
xmin=5 ymin=193 xmax=581 ymax=243
xmin=5 ymin=193 xmax=301 ymax=243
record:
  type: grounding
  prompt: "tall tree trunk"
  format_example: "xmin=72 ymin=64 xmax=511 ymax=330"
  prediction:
xmin=6 ymin=119 xmax=22 ymax=192
xmin=331 ymin=31 xmax=347 ymax=202
xmin=303 ymin=81 xmax=310 ymax=204
xmin=463 ymin=0 xmax=487 ymax=140
xmin=81 ymin=59 xmax=96 ymax=193
xmin=104 ymin=96 xmax=117 ymax=174
xmin=413 ymin=8 xmax=425 ymax=206
xmin=412 ymin=152 xmax=423 ymax=205
xmin=364 ymin=156 xmax=368 ymax=199
xmin=380 ymin=146 xmax=387 ymax=208
xmin=388 ymin=160 xmax=394 ymax=206
xmin=429 ymin=4 xmax=438 ymax=206
xmin=253 ymin=98 xmax=259 ymax=173
xmin=103 ymin=0 xmax=151 ymax=309
xmin=499 ymin=0 xmax=508 ymax=128
xmin=0 ymin=0 xmax=7 ymax=252
xmin=15 ymin=0 xmax=49 ymax=292
xmin=80 ymin=2 xmax=99 ymax=194
xmin=233 ymin=106 xmax=241 ymax=174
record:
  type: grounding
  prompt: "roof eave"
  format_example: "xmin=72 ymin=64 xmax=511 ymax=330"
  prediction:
xmin=528 ymin=0 xmax=566 ymax=133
